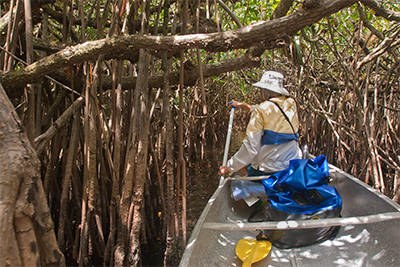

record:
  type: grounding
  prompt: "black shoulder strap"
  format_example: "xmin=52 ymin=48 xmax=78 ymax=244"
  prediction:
xmin=268 ymin=100 xmax=297 ymax=134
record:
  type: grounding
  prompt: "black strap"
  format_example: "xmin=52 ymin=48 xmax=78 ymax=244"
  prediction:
xmin=268 ymin=100 xmax=297 ymax=135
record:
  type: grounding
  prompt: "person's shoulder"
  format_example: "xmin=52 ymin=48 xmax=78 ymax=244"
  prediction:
xmin=258 ymin=99 xmax=274 ymax=109
xmin=258 ymin=96 xmax=287 ymax=109
xmin=270 ymin=96 xmax=293 ymax=103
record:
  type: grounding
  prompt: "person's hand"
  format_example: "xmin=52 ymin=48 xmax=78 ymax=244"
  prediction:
xmin=219 ymin=166 xmax=229 ymax=177
xmin=229 ymin=99 xmax=252 ymax=112
xmin=229 ymin=100 xmax=242 ymax=108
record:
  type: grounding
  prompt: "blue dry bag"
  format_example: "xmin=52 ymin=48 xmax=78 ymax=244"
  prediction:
xmin=261 ymin=155 xmax=342 ymax=248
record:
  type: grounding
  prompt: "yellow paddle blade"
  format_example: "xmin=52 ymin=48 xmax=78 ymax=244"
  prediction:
xmin=236 ymin=239 xmax=272 ymax=267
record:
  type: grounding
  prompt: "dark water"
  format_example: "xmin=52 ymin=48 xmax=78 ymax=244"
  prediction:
xmin=142 ymin=114 xmax=248 ymax=266
xmin=140 ymin=146 xmax=223 ymax=267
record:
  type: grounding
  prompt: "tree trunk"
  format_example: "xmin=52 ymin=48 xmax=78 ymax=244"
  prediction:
xmin=127 ymin=48 xmax=150 ymax=266
xmin=162 ymin=54 xmax=176 ymax=266
xmin=0 ymin=83 xmax=65 ymax=266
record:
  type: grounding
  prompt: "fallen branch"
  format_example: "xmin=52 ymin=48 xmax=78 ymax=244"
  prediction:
xmin=0 ymin=0 xmax=358 ymax=94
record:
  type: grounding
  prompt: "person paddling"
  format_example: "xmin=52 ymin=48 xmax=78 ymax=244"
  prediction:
xmin=219 ymin=70 xmax=302 ymax=178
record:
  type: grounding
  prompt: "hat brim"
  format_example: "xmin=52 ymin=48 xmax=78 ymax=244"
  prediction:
xmin=252 ymin=82 xmax=290 ymax=96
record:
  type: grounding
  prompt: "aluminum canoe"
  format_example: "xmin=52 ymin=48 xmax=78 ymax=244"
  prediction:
xmin=179 ymin=163 xmax=400 ymax=267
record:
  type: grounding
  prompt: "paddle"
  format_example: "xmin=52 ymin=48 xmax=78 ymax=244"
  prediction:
xmin=220 ymin=106 xmax=235 ymax=184
xmin=222 ymin=106 xmax=272 ymax=265
xmin=235 ymin=233 xmax=272 ymax=267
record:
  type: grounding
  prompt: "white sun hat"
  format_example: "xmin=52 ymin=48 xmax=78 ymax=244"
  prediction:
xmin=252 ymin=71 xmax=289 ymax=96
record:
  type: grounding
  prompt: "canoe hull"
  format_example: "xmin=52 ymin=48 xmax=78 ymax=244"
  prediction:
xmin=180 ymin=164 xmax=400 ymax=267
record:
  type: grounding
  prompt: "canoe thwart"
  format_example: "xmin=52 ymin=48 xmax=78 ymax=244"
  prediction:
xmin=202 ymin=211 xmax=400 ymax=230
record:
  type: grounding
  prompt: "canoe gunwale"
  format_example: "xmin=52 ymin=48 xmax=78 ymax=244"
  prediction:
xmin=329 ymin=165 xmax=400 ymax=211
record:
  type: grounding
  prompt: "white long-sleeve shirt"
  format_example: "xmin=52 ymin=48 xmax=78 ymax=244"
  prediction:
xmin=227 ymin=96 xmax=302 ymax=174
